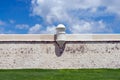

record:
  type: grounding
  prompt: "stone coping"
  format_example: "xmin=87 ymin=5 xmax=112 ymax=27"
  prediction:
xmin=0 ymin=34 xmax=120 ymax=41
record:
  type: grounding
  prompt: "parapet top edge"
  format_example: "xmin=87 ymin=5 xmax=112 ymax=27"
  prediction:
xmin=0 ymin=34 xmax=120 ymax=41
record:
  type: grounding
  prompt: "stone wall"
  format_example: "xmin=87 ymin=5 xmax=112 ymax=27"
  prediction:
xmin=0 ymin=34 xmax=120 ymax=69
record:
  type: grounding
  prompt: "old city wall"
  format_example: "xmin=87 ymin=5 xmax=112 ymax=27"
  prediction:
xmin=0 ymin=34 xmax=120 ymax=69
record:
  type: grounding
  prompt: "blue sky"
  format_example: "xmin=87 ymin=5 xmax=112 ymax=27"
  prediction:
xmin=0 ymin=0 xmax=120 ymax=34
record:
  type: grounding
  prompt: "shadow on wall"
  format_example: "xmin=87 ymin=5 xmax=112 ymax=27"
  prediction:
xmin=54 ymin=34 xmax=66 ymax=57
xmin=54 ymin=42 xmax=66 ymax=57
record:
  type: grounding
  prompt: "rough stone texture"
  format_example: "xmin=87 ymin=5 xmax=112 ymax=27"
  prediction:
xmin=0 ymin=41 xmax=120 ymax=69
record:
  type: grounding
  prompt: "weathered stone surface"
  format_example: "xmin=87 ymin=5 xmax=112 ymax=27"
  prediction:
xmin=0 ymin=41 xmax=120 ymax=69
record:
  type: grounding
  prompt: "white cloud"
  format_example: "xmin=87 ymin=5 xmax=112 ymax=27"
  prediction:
xmin=31 ymin=0 xmax=97 ymax=23
xmin=70 ymin=20 xmax=112 ymax=33
xmin=103 ymin=0 xmax=120 ymax=15
xmin=28 ymin=24 xmax=41 ymax=34
xmin=16 ymin=24 xmax=29 ymax=29
xmin=5 ymin=30 xmax=16 ymax=34
xmin=41 ymin=26 xmax=56 ymax=34
xmin=31 ymin=0 xmax=118 ymax=33
xmin=28 ymin=24 xmax=56 ymax=34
